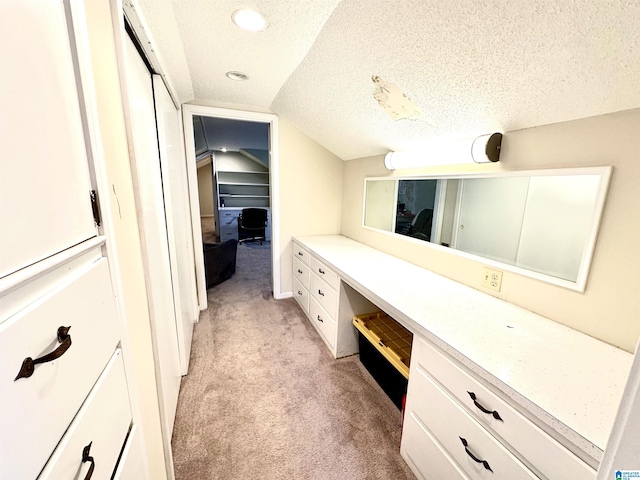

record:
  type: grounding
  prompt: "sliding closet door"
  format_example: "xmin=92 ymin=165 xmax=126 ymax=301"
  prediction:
xmin=153 ymin=75 xmax=197 ymax=374
xmin=123 ymin=35 xmax=181 ymax=447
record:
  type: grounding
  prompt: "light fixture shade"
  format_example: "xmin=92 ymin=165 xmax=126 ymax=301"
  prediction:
xmin=384 ymin=132 xmax=503 ymax=170
xmin=231 ymin=9 xmax=269 ymax=31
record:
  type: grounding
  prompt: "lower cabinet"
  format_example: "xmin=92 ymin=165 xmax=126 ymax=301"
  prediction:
xmin=38 ymin=350 xmax=132 ymax=479
xmin=0 ymin=247 xmax=141 ymax=480
xmin=292 ymin=242 xmax=339 ymax=355
xmin=401 ymin=336 xmax=596 ymax=480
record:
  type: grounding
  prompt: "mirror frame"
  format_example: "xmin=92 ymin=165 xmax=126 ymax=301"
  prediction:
xmin=362 ymin=166 xmax=612 ymax=292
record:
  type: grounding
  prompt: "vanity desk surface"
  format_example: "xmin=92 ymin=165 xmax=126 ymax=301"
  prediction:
xmin=293 ymin=234 xmax=632 ymax=465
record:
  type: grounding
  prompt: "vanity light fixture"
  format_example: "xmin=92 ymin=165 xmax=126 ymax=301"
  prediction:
xmin=220 ymin=147 xmax=228 ymax=152
xmin=226 ymin=71 xmax=249 ymax=81
xmin=384 ymin=132 xmax=503 ymax=170
xmin=231 ymin=9 xmax=269 ymax=32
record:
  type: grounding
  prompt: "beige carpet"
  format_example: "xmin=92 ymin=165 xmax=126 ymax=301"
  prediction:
xmin=171 ymin=242 xmax=416 ymax=480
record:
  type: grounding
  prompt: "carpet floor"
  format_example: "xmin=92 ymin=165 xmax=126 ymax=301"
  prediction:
xmin=171 ymin=242 xmax=417 ymax=480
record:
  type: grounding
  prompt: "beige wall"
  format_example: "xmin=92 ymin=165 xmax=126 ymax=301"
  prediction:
xmin=197 ymin=161 xmax=214 ymax=217
xmin=83 ymin=2 xmax=168 ymax=478
xmin=278 ymin=118 xmax=344 ymax=294
xmin=341 ymin=109 xmax=640 ymax=353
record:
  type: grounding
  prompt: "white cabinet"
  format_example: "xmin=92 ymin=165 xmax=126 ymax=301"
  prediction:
xmin=292 ymin=242 xmax=340 ymax=355
xmin=0 ymin=0 xmax=97 ymax=279
xmin=293 ymin=235 xmax=625 ymax=479
xmin=0 ymin=259 xmax=120 ymax=480
xmin=401 ymin=337 xmax=596 ymax=480
xmin=0 ymin=3 xmax=143 ymax=478
xmin=38 ymin=350 xmax=132 ymax=480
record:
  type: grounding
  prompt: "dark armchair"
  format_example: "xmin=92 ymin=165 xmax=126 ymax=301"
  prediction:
xmin=203 ymin=239 xmax=238 ymax=288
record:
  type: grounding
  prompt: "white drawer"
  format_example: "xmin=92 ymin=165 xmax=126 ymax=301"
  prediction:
xmin=293 ymin=277 xmax=309 ymax=314
xmin=219 ymin=224 xmax=238 ymax=240
xmin=0 ymin=259 xmax=120 ymax=480
xmin=293 ymin=257 xmax=310 ymax=289
xmin=310 ymin=256 xmax=338 ymax=290
xmin=413 ymin=336 xmax=596 ymax=479
xmin=293 ymin=243 xmax=310 ymax=266
xmin=39 ymin=349 xmax=132 ymax=479
xmin=402 ymin=411 xmax=470 ymax=480
xmin=310 ymin=273 xmax=337 ymax=318
xmin=309 ymin=297 xmax=336 ymax=350
xmin=219 ymin=209 xmax=239 ymax=219
xmin=408 ymin=364 xmax=538 ymax=479
xmin=112 ymin=425 xmax=146 ymax=480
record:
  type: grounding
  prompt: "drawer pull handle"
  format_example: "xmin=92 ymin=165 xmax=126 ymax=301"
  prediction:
xmin=459 ymin=437 xmax=493 ymax=472
xmin=318 ymin=268 xmax=325 ymax=274
xmin=14 ymin=326 xmax=72 ymax=381
xmin=82 ymin=442 xmax=95 ymax=479
xmin=467 ymin=391 xmax=503 ymax=421
xmin=297 ymin=269 xmax=303 ymax=274
xmin=298 ymin=290 xmax=303 ymax=295
xmin=317 ymin=315 xmax=324 ymax=323
xmin=318 ymin=290 xmax=324 ymax=296
xmin=298 ymin=252 xmax=304 ymax=257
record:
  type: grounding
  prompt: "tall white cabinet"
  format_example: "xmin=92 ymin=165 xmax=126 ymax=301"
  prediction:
xmin=0 ymin=1 xmax=145 ymax=478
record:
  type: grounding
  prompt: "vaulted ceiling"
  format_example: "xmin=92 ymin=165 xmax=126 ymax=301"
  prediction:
xmin=137 ymin=0 xmax=640 ymax=160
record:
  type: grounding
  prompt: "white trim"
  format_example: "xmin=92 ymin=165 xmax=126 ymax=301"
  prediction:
xmin=182 ymin=105 xmax=282 ymax=301
xmin=361 ymin=166 xmax=612 ymax=292
xmin=66 ymin=0 xmax=153 ymax=477
xmin=121 ymin=0 xmax=182 ymax=109
xmin=596 ymin=337 xmax=640 ymax=479
xmin=0 ymin=236 xmax=106 ymax=295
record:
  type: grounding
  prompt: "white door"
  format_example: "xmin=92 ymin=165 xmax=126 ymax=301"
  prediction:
xmin=153 ymin=76 xmax=197 ymax=374
xmin=0 ymin=0 xmax=97 ymax=279
xmin=123 ymin=36 xmax=182 ymax=444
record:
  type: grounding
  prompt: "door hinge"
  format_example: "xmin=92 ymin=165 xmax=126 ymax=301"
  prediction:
xmin=90 ymin=190 xmax=101 ymax=226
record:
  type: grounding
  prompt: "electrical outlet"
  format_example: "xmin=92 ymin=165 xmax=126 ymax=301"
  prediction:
xmin=481 ymin=267 xmax=503 ymax=292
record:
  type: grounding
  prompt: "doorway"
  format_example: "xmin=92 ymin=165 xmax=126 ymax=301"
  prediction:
xmin=182 ymin=106 xmax=280 ymax=309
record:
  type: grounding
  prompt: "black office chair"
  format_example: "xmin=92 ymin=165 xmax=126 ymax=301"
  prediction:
xmin=402 ymin=208 xmax=433 ymax=242
xmin=238 ymin=208 xmax=268 ymax=245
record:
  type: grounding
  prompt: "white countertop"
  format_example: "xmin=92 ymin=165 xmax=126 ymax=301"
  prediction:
xmin=294 ymin=234 xmax=633 ymax=463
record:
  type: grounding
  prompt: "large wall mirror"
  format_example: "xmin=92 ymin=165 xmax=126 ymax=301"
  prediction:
xmin=363 ymin=167 xmax=612 ymax=291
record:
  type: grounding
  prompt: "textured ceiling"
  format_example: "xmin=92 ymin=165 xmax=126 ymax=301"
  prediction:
xmin=171 ymin=0 xmax=340 ymax=110
xmin=199 ymin=116 xmax=269 ymax=151
xmin=141 ymin=0 xmax=640 ymax=160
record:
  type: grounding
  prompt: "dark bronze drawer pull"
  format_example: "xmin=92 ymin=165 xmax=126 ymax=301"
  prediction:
xmin=318 ymin=268 xmax=325 ymax=274
xmin=318 ymin=290 xmax=324 ymax=296
xmin=297 ymin=269 xmax=303 ymax=274
xmin=467 ymin=391 xmax=503 ymax=421
xmin=15 ymin=326 xmax=72 ymax=381
xmin=297 ymin=251 xmax=304 ymax=256
xmin=459 ymin=437 xmax=492 ymax=472
xmin=82 ymin=442 xmax=95 ymax=479
xmin=317 ymin=315 xmax=323 ymax=323
xmin=297 ymin=290 xmax=303 ymax=295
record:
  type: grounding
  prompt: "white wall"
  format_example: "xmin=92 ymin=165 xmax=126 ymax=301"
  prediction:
xmin=81 ymin=2 xmax=168 ymax=478
xmin=342 ymin=108 xmax=640 ymax=353
xmin=278 ymin=118 xmax=344 ymax=294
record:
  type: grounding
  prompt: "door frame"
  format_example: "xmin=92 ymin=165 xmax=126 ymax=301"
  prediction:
xmin=182 ymin=105 xmax=281 ymax=309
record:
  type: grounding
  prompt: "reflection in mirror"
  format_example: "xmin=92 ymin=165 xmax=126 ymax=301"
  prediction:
xmin=363 ymin=168 xmax=611 ymax=290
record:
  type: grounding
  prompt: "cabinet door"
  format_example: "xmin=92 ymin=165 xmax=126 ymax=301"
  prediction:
xmin=0 ymin=1 xmax=96 ymax=279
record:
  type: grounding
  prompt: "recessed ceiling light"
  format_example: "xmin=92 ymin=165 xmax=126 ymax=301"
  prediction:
xmin=226 ymin=71 xmax=249 ymax=81
xmin=231 ymin=9 xmax=269 ymax=32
